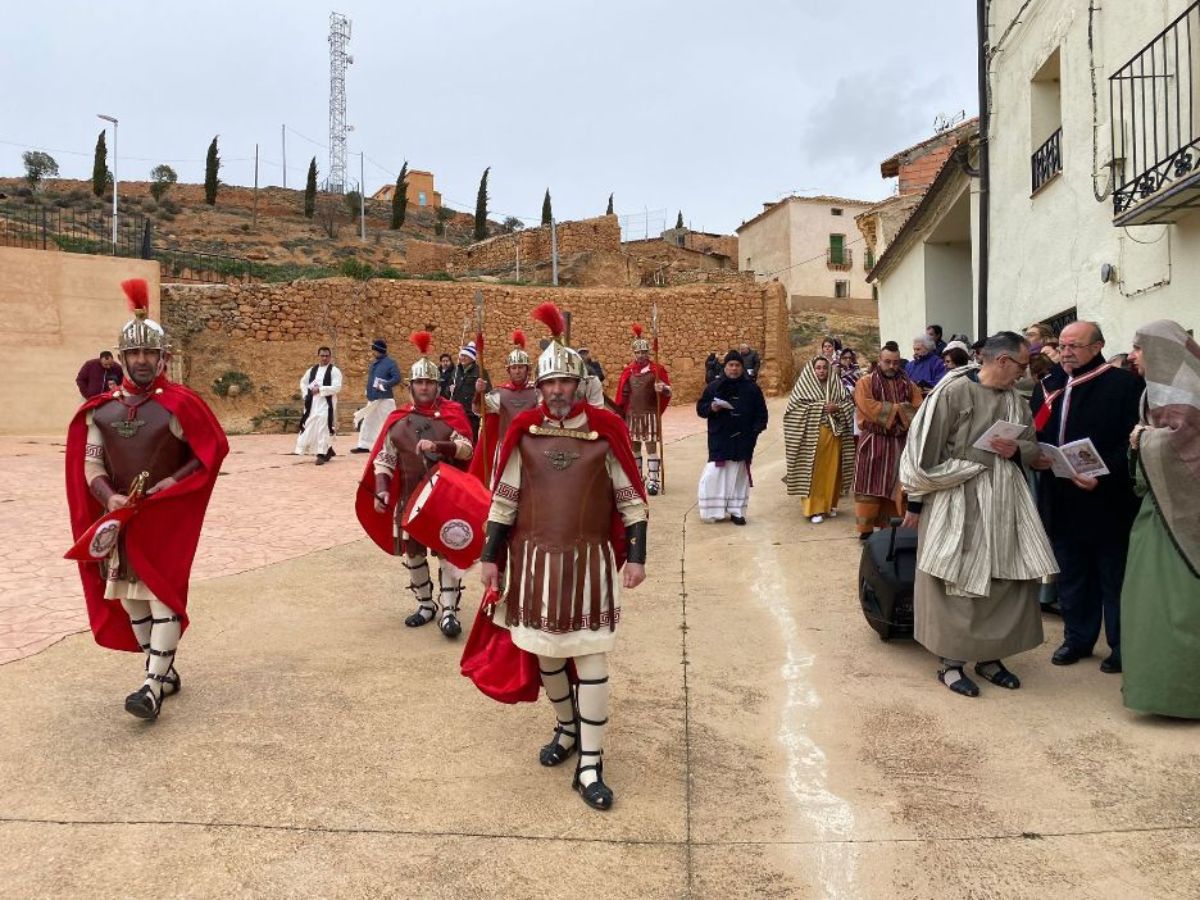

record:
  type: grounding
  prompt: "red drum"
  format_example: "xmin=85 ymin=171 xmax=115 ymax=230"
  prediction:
xmin=400 ymin=463 xmax=491 ymax=569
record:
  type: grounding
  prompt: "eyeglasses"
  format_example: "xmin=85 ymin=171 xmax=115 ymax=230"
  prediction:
xmin=999 ymin=355 xmax=1029 ymax=371
xmin=1058 ymin=341 xmax=1098 ymax=352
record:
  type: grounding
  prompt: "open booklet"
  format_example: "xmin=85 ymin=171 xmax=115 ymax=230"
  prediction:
xmin=1037 ymin=438 xmax=1110 ymax=479
xmin=971 ymin=420 xmax=1026 ymax=452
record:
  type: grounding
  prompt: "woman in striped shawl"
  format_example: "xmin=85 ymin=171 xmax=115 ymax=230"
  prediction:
xmin=783 ymin=356 xmax=855 ymax=523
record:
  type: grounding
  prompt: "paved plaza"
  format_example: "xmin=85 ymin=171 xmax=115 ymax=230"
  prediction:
xmin=1 ymin=402 xmax=1197 ymax=898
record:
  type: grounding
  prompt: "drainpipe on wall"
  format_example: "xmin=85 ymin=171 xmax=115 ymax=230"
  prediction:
xmin=976 ymin=0 xmax=991 ymax=338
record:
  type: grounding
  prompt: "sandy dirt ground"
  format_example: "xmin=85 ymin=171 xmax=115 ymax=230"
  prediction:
xmin=1 ymin=399 xmax=1197 ymax=898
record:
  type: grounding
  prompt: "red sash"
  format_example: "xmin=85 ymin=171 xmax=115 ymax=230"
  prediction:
xmin=1033 ymin=362 xmax=1114 ymax=434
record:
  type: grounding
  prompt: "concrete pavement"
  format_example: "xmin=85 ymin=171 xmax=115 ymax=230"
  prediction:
xmin=1 ymin=400 xmax=1197 ymax=898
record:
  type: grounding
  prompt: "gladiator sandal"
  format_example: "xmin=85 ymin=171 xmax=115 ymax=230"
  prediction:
xmin=573 ymin=752 xmax=613 ymax=811
xmin=124 ymin=684 xmax=162 ymax=721
xmin=402 ymin=557 xmax=437 ymax=628
xmin=144 ymin=648 xmax=182 ymax=698
xmin=646 ymin=456 xmax=661 ymax=496
xmin=438 ymin=569 xmax=464 ymax=639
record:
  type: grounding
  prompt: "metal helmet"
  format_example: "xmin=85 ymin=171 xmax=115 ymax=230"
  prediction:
xmin=536 ymin=340 xmax=585 ymax=383
xmin=506 ymin=329 xmax=531 ymax=369
xmin=630 ymin=323 xmax=651 ymax=354
xmin=118 ymin=279 xmax=167 ymax=353
xmin=409 ymin=331 xmax=440 ymax=382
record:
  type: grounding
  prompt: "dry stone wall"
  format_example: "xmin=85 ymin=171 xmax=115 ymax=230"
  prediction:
xmin=162 ymin=277 xmax=793 ymax=432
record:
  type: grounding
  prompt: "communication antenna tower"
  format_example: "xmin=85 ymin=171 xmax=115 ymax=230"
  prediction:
xmin=327 ymin=11 xmax=353 ymax=194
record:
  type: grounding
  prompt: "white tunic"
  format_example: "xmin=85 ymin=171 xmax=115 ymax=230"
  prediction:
xmin=294 ymin=365 xmax=342 ymax=456
xmin=697 ymin=460 xmax=750 ymax=522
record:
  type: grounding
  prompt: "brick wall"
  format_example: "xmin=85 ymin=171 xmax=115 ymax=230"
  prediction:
xmin=898 ymin=144 xmax=955 ymax=196
xmin=161 ymin=277 xmax=794 ymax=431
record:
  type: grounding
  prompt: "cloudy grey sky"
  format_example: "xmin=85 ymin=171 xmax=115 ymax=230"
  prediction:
xmin=1 ymin=1 xmax=978 ymax=234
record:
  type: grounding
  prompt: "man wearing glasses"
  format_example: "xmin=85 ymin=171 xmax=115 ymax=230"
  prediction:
xmin=1031 ymin=321 xmax=1142 ymax=675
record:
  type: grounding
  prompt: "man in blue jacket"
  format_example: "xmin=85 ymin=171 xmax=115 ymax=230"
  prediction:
xmin=352 ymin=338 xmax=402 ymax=453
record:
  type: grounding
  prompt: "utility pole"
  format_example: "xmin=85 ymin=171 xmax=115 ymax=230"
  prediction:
xmin=515 ymin=241 xmax=520 ymax=281
xmin=281 ymin=124 xmax=286 ymax=189
xmin=359 ymin=151 xmax=366 ymax=242
xmin=975 ymin=0 xmax=990 ymax=336
xmin=550 ymin=217 xmax=559 ymax=286
xmin=252 ymin=144 xmax=259 ymax=230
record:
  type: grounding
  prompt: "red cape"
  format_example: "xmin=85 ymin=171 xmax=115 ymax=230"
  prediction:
xmin=492 ymin=403 xmax=648 ymax=568
xmin=355 ymin=398 xmax=474 ymax=554
xmin=65 ymin=376 xmax=229 ymax=652
xmin=614 ymin=361 xmax=671 ymax=416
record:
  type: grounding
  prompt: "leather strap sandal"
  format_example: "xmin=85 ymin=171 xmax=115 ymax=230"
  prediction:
xmin=937 ymin=666 xmax=980 ymax=698
xmin=974 ymin=661 xmax=1021 ymax=690
xmin=573 ymin=752 xmax=614 ymax=810
xmin=124 ymin=684 xmax=162 ymax=721
xmin=539 ymin=721 xmax=579 ymax=767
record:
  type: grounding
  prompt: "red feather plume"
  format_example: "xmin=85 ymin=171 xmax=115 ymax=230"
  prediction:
xmin=631 ymin=323 xmax=644 ymax=338
xmin=121 ymin=278 xmax=149 ymax=313
xmin=531 ymin=302 xmax=565 ymax=338
xmin=511 ymin=329 xmax=526 ymax=349
xmin=409 ymin=330 xmax=434 ymax=355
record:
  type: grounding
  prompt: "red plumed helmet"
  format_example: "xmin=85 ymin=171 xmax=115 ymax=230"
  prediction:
xmin=409 ymin=330 xmax=434 ymax=355
xmin=511 ymin=329 xmax=526 ymax=349
xmin=531 ymin=302 xmax=565 ymax=338
xmin=631 ymin=323 xmax=644 ymax=338
xmin=121 ymin=278 xmax=150 ymax=313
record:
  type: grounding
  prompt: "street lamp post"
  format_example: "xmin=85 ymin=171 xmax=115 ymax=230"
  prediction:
xmin=97 ymin=114 xmax=118 ymax=252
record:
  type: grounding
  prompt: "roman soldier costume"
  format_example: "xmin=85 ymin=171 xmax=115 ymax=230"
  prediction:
xmin=479 ymin=303 xmax=649 ymax=810
xmin=615 ymin=323 xmax=671 ymax=494
xmin=469 ymin=329 xmax=538 ymax=484
xmin=356 ymin=331 xmax=475 ymax=638
xmin=64 ymin=278 xmax=229 ymax=721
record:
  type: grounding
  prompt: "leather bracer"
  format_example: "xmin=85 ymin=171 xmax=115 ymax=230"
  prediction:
xmin=624 ymin=520 xmax=647 ymax=565
xmin=480 ymin=521 xmax=512 ymax=563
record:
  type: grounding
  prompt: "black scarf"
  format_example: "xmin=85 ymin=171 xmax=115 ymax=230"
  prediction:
xmin=298 ymin=364 xmax=335 ymax=433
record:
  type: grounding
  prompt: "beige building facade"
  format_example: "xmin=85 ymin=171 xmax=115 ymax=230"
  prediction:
xmin=868 ymin=1 xmax=1200 ymax=351
xmin=737 ymin=195 xmax=876 ymax=306
xmin=1 ymin=247 xmax=161 ymax=435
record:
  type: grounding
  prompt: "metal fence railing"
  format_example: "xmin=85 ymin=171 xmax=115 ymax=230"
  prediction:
xmin=0 ymin=202 xmax=258 ymax=283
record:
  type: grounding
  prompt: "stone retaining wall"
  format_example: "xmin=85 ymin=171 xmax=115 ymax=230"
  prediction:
xmin=162 ymin=277 xmax=793 ymax=431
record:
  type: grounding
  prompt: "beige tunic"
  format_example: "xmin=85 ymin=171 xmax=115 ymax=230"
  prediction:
xmin=910 ymin=377 xmax=1045 ymax=661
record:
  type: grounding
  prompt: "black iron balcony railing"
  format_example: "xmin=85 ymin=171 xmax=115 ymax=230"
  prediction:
xmin=1110 ymin=1 xmax=1200 ymax=225
xmin=826 ymin=246 xmax=852 ymax=270
xmin=1031 ymin=127 xmax=1064 ymax=194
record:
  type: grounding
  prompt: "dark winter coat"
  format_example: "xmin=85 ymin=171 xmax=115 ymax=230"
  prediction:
xmin=696 ymin=373 xmax=769 ymax=462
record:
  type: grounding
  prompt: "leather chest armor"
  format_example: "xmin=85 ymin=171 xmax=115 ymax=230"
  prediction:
xmin=497 ymin=385 xmax=538 ymax=435
xmin=386 ymin=412 xmax=456 ymax=519
xmin=92 ymin=397 xmax=190 ymax=493
xmin=627 ymin=369 xmax=657 ymax=417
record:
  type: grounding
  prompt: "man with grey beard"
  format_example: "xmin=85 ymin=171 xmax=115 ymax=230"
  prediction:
xmin=479 ymin=304 xmax=648 ymax=812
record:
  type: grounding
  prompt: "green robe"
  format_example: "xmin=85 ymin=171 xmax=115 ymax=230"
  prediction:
xmin=1121 ymin=458 xmax=1200 ymax=718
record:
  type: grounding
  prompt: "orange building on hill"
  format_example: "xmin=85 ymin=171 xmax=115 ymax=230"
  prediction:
xmin=371 ymin=169 xmax=441 ymax=209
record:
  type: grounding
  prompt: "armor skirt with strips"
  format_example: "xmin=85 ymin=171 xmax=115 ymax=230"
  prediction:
xmin=502 ymin=538 xmax=620 ymax=657
xmin=626 ymin=412 xmax=660 ymax=444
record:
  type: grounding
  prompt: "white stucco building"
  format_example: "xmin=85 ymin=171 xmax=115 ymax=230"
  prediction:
xmin=865 ymin=0 xmax=1200 ymax=350
xmin=737 ymin=195 xmax=877 ymax=306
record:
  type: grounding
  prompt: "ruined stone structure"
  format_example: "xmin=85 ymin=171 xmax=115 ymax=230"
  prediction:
xmin=162 ymin=277 xmax=792 ymax=431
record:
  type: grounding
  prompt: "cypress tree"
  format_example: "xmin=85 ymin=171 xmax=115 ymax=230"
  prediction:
xmin=204 ymin=136 xmax=220 ymax=205
xmin=606 ymin=193 xmax=614 ymax=215
xmin=304 ymin=157 xmax=317 ymax=218
xmin=390 ymin=161 xmax=409 ymax=230
xmin=541 ymin=189 xmax=552 ymax=226
xmin=92 ymin=131 xmax=107 ymax=198
xmin=473 ymin=167 xmax=490 ymax=241
xmin=675 ymin=210 xmax=684 ymax=229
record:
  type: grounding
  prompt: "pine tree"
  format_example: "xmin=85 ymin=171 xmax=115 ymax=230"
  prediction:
xmin=541 ymin=189 xmax=552 ymax=226
xmin=606 ymin=193 xmax=614 ymax=215
xmin=676 ymin=210 xmax=684 ymax=229
xmin=92 ymin=131 xmax=107 ymax=198
xmin=473 ymin=167 xmax=490 ymax=241
xmin=204 ymin=136 xmax=220 ymax=206
xmin=390 ymin=161 xmax=409 ymax=230
xmin=304 ymin=158 xmax=317 ymax=219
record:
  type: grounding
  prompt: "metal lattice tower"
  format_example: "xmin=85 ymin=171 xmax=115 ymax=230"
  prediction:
xmin=327 ymin=11 xmax=353 ymax=194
